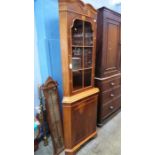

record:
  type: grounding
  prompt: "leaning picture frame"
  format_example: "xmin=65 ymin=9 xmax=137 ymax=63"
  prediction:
xmin=42 ymin=77 xmax=64 ymax=155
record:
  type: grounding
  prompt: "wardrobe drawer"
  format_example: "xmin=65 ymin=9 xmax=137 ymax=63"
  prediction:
xmin=100 ymin=87 xmax=120 ymax=104
xmin=101 ymin=96 xmax=121 ymax=119
xmin=100 ymin=77 xmax=121 ymax=92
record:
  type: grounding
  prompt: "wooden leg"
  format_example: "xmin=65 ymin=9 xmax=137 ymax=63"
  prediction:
xmin=64 ymin=132 xmax=97 ymax=155
xmin=65 ymin=151 xmax=75 ymax=155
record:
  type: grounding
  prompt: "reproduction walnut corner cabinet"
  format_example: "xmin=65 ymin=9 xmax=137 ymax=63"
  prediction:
xmin=95 ymin=7 xmax=121 ymax=127
xmin=59 ymin=0 xmax=99 ymax=154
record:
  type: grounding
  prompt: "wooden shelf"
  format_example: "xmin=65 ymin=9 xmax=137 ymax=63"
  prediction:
xmin=83 ymin=67 xmax=92 ymax=70
xmin=72 ymin=67 xmax=92 ymax=72
xmin=72 ymin=69 xmax=83 ymax=72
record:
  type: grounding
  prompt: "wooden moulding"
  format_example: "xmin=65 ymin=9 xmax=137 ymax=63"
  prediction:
xmin=42 ymin=77 xmax=64 ymax=155
xmin=62 ymin=87 xmax=99 ymax=104
xmin=59 ymin=0 xmax=97 ymax=16
xmin=95 ymin=73 xmax=121 ymax=81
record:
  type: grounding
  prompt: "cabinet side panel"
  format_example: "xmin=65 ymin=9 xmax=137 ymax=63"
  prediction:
xmin=59 ymin=11 xmax=70 ymax=96
xmin=95 ymin=10 xmax=103 ymax=77
xmin=63 ymin=104 xmax=72 ymax=148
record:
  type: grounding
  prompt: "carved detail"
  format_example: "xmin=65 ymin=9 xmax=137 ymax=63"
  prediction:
xmin=42 ymin=76 xmax=58 ymax=90
xmin=59 ymin=0 xmax=97 ymax=16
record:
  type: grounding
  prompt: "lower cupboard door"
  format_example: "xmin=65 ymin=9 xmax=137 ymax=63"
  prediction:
xmin=71 ymin=96 xmax=97 ymax=147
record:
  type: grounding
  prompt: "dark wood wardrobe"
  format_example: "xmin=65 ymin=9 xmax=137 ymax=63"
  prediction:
xmin=95 ymin=7 xmax=121 ymax=126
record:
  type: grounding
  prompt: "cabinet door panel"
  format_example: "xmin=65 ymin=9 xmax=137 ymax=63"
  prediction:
xmin=104 ymin=19 xmax=120 ymax=75
xmin=71 ymin=19 xmax=95 ymax=93
xmin=72 ymin=47 xmax=83 ymax=70
xmin=71 ymin=95 xmax=97 ymax=147
xmin=72 ymin=20 xmax=83 ymax=46
xmin=106 ymin=23 xmax=119 ymax=69
xmin=84 ymin=47 xmax=93 ymax=68
xmin=84 ymin=21 xmax=93 ymax=46
xmin=84 ymin=69 xmax=92 ymax=87
xmin=72 ymin=71 xmax=83 ymax=91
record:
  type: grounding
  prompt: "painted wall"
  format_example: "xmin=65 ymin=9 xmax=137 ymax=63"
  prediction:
xmin=34 ymin=0 xmax=63 ymax=115
xmin=34 ymin=21 xmax=42 ymax=115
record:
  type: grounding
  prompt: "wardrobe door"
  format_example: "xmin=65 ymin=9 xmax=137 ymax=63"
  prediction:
xmin=103 ymin=18 xmax=121 ymax=77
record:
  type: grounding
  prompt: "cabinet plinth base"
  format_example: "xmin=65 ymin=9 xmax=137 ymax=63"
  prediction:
xmin=97 ymin=108 xmax=121 ymax=127
xmin=64 ymin=131 xmax=97 ymax=155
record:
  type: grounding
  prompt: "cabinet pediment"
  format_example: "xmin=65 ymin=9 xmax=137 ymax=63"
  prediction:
xmin=59 ymin=0 xmax=97 ymax=18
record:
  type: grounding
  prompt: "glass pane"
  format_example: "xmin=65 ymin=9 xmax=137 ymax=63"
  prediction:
xmin=84 ymin=21 xmax=93 ymax=46
xmin=73 ymin=70 xmax=82 ymax=91
xmin=72 ymin=20 xmax=83 ymax=46
xmin=72 ymin=47 xmax=83 ymax=70
xmin=84 ymin=69 xmax=92 ymax=87
xmin=84 ymin=47 xmax=92 ymax=68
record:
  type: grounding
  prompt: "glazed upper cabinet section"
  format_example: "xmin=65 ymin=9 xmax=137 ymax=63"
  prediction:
xmin=96 ymin=8 xmax=121 ymax=78
xmin=72 ymin=20 xmax=94 ymax=92
xmin=59 ymin=0 xmax=97 ymax=96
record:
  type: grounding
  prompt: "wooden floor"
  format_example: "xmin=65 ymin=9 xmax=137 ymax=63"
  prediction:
xmin=35 ymin=112 xmax=121 ymax=155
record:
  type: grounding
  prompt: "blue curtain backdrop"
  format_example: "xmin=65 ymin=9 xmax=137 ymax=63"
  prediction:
xmin=34 ymin=0 xmax=63 ymax=115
